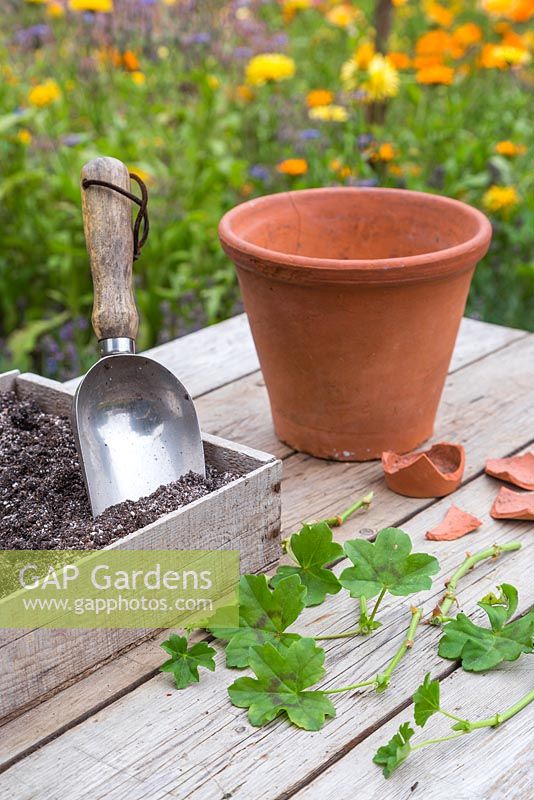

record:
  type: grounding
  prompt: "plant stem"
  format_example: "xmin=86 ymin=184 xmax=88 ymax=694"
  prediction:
xmin=440 ymin=709 xmax=469 ymax=726
xmin=367 ymin=587 xmax=387 ymax=628
xmin=324 ymin=491 xmax=374 ymax=527
xmin=428 ymin=542 xmax=522 ymax=625
xmin=411 ymin=731 xmax=466 ymax=751
xmin=282 ymin=490 xmax=373 ymax=558
xmin=458 ymin=687 xmax=534 ymax=731
xmin=375 ymin=607 xmax=422 ymax=689
xmin=315 ymin=628 xmax=363 ymax=640
xmin=320 ymin=607 xmax=422 ymax=693
xmin=323 ymin=678 xmax=376 ymax=694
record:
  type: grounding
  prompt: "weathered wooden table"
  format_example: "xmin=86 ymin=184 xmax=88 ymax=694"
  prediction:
xmin=1 ymin=314 xmax=533 ymax=800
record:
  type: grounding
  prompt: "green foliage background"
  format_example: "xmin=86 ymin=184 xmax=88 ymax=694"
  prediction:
xmin=1 ymin=0 xmax=532 ymax=379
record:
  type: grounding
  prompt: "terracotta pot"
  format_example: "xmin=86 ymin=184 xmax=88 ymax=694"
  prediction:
xmin=219 ymin=188 xmax=491 ymax=460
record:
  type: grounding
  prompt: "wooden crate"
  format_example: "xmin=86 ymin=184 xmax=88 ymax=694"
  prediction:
xmin=0 ymin=370 xmax=282 ymax=723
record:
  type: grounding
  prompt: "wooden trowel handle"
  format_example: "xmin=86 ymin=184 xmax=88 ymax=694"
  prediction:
xmin=81 ymin=157 xmax=139 ymax=342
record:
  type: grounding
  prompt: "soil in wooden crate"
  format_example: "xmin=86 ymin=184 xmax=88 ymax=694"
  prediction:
xmin=0 ymin=392 xmax=239 ymax=550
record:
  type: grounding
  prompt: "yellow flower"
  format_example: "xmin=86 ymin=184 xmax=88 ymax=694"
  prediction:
xmin=306 ymin=89 xmax=334 ymax=108
xmin=277 ymin=158 xmax=308 ymax=176
xmin=491 ymin=45 xmax=531 ymax=66
xmin=69 ymin=0 xmax=112 ymax=10
xmin=282 ymin=0 xmax=312 ymax=22
xmin=207 ymin=74 xmax=220 ymax=90
xmin=308 ymin=103 xmax=348 ymax=122
xmin=416 ymin=63 xmax=455 ymax=84
xmin=157 ymin=45 xmax=169 ymax=60
xmin=495 ymin=140 xmax=527 ymax=156
xmin=482 ymin=185 xmax=519 ymax=215
xmin=17 ymin=129 xmax=32 ymax=145
xmin=47 ymin=1 xmax=65 ymax=17
xmin=131 ymin=71 xmax=146 ymax=85
xmin=329 ymin=159 xmax=353 ymax=178
xmin=341 ymin=42 xmax=376 ymax=89
xmin=326 ymin=4 xmax=360 ymax=27
xmin=28 ymin=79 xmax=61 ymax=107
xmin=245 ymin=53 xmax=296 ymax=86
xmin=363 ymin=54 xmax=400 ymax=101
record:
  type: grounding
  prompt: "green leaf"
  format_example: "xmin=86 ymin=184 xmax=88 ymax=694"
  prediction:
xmin=228 ymin=637 xmax=335 ymax=731
xmin=413 ymin=673 xmax=441 ymax=727
xmin=373 ymin=722 xmax=414 ymax=778
xmin=340 ymin=528 xmax=440 ymax=599
xmin=209 ymin=574 xmax=306 ymax=667
xmin=478 ymin=583 xmax=518 ymax=630
xmin=159 ymin=634 xmax=216 ymax=689
xmin=6 ymin=311 xmax=69 ymax=369
xmin=271 ymin=522 xmax=344 ymax=606
xmin=438 ymin=585 xmax=534 ymax=672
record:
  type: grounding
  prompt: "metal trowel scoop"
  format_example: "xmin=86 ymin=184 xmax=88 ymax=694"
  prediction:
xmin=73 ymin=156 xmax=205 ymax=517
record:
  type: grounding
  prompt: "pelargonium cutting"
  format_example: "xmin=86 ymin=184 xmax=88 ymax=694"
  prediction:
xmin=158 ymin=492 xmax=531 ymax=777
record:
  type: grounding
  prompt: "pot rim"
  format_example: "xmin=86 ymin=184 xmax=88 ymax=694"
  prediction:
xmin=219 ymin=187 xmax=492 ymax=284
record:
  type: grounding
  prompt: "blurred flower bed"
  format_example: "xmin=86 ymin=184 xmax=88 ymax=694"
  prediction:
xmin=1 ymin=0 xmax=533 ymax=379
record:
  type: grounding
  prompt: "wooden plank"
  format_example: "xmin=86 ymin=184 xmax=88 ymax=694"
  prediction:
xmin=0 ymin=631 xmax=169 ymax=771
xmin=61 ymin=314 xmax=526 ymax=404
xmin=450 ymin=317 xmax=526 ymax=373
xmin=0 ymin=370 xmax=19 ymax=392
xmin=195 ymin=334 xmax=533 ymax=471
xmin=63 ymin=314 xmax=259 ymax=396
xmin=1 ymin=469 xmax=532 ymax=799
xmin=1 ymin=336 xmax=531 ymax=769
xmin=293 ymin=663 xmax=534 ymax=800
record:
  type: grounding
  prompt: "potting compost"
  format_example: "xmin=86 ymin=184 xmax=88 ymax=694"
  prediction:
xmin=0 ymin=392 xmax=238 ymax=550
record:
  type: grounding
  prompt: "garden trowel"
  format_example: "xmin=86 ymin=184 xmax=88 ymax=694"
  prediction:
xmin=73 ymin=156 xmax=205 ymax=517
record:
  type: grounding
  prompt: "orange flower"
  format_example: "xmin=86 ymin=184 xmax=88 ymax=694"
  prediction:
xmin=413 ymin=54 xmax=445 ymax=70
xmin=416 ymin=29 xmax=463 ymax=59
xmin=277 ymin=158 xmax=308 ymax=176
xmin=495 ymin=140 xmax=527 ymax=156
xmin=481 ymin=0 xmax=534 ymax=23
xmin=306 ymin=89 xmax=334 ymax=108
xmin=354 ymin=41 xmax=376 ymax=69
xmin=122 ymin=50 xmax=140 ymax=72
xmin=387 ymin=51 xmax=411 ymax=69
xmin=452 ymin=22 xmax=482 ymax=49
xmin=372 ymin=142 xmax=396 ymax=162
xmin=424 ymin=1 xmax=455 ymax=28
xmin=236 ymin=84 xmax=254 ymax=102
xmin=325 ymin=4 xmax=360 ymax=27
xmin=416 ymin=64 xmax=455 ymax=84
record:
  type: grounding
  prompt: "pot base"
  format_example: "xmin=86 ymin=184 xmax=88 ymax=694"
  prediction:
xmin=274 ymin=413 xmax=434 ymax=462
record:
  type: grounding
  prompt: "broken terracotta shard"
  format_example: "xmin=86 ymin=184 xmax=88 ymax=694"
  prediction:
xmin=485 ymin=452 xmax=534 ymax=491
xmin=426 ymin=504 xmax=483 ymax=541
xmin=490 ymin=487 xmax=534 ymax=521
xmin=382 ymin=442 xmax=465 ymax=498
